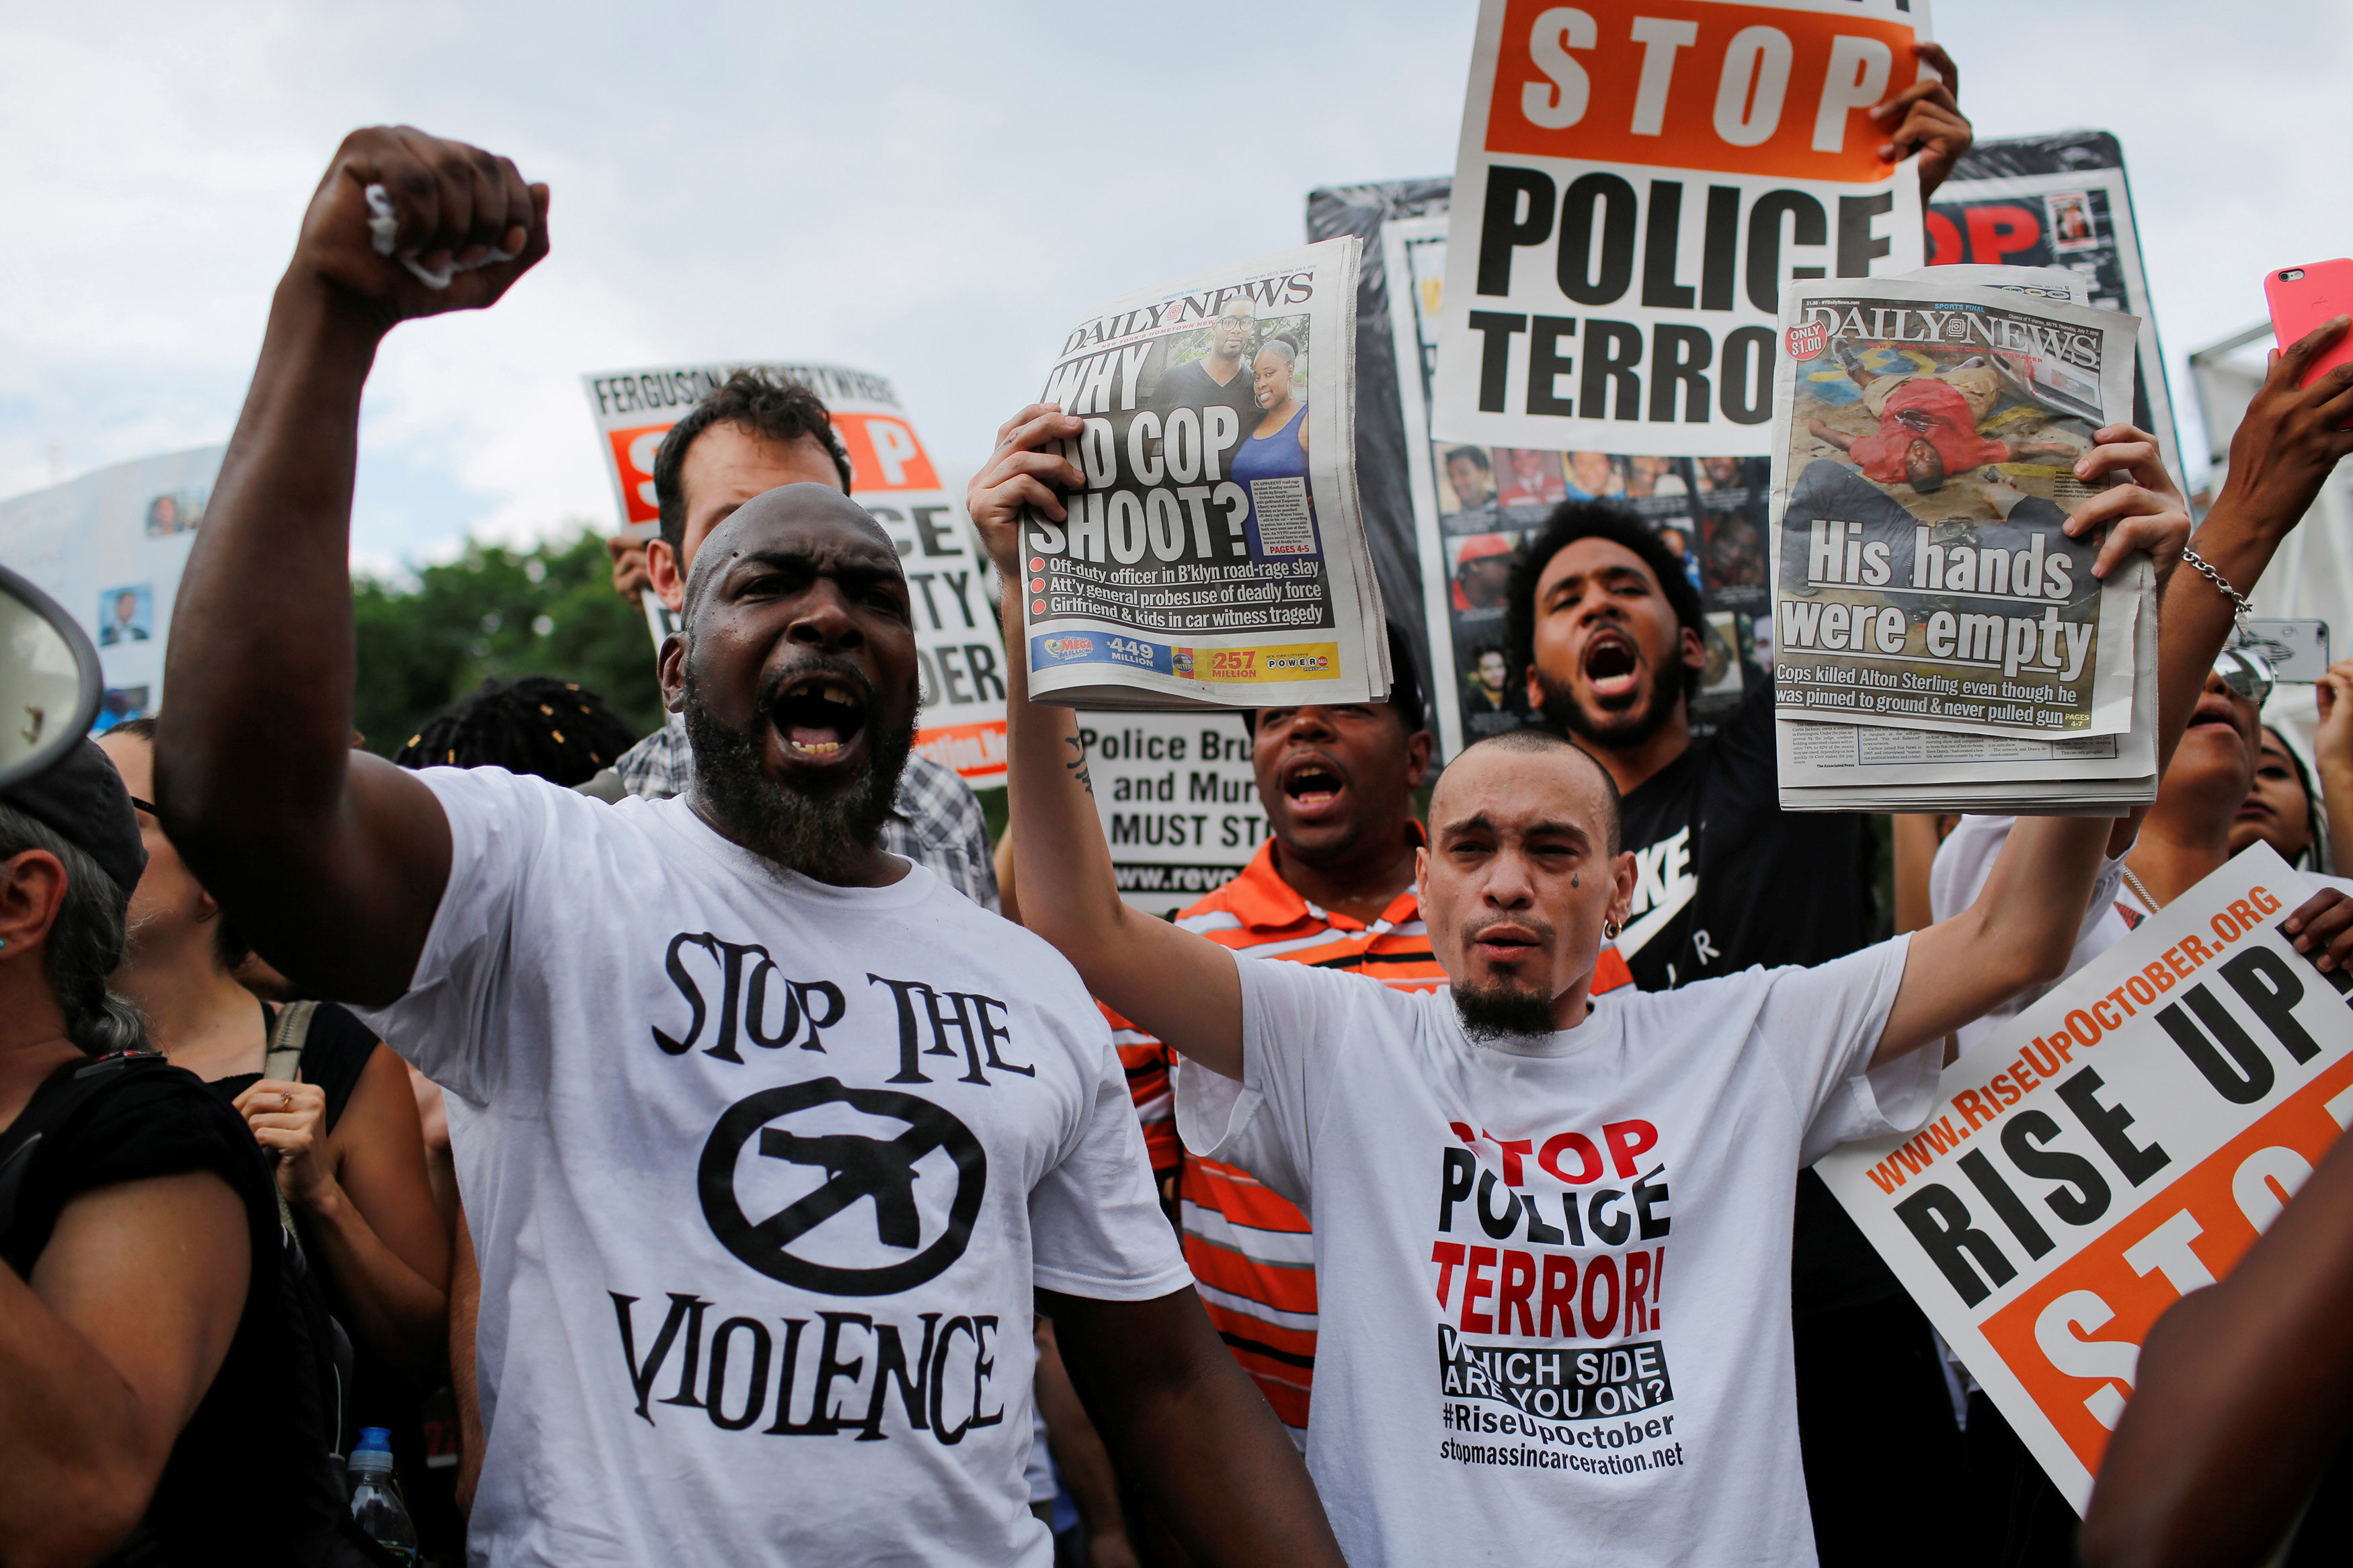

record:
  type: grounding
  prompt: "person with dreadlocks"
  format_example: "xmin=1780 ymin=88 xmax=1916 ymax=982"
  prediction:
xmin=395 ymin=675 xmax=640 ymax=785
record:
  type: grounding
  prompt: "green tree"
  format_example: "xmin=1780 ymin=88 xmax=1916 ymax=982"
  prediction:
xmin=352 ymin=526 xmax=664 ymax=757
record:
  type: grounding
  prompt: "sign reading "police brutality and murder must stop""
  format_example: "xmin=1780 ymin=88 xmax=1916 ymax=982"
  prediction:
xmin=1435 ymin=0 xmax=1933 ymax=456
xmin=1817 ymin=844 xmax=2353 ymax=1509
xmin=1077 ymin=712 xmax=1263 ymax=919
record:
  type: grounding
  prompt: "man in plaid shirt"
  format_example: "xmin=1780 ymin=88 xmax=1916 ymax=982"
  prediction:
xmin=604 ymin=369 xmax=998 ymax=910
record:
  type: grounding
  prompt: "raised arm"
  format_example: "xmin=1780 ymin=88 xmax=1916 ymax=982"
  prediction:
xmin=2141 ymin=323 xmax=2353 ymax=826
xmin=155 ymin=129 xmax=549 ymax=1005
xmin=968 ymin=405 xmax=1245 ymax=1078
xmin=2023 ymin=380 xmax=2348 ymax=868
xmin=1876 ymin=447 xmax=2194 ymax=1061
xmin=1878 ymin=42 xmax=1970 ymax=200
xmin=1876 ymin=811 xmax=2116 ymax=1063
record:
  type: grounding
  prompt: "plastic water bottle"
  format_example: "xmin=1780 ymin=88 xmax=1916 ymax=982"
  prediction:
xmin=348 ymin=1427 xmax=420 ymax=1565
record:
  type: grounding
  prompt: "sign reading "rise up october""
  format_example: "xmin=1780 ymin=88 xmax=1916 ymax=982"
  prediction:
xmin=1817 ymin=843 xmax=2353 ymax=1508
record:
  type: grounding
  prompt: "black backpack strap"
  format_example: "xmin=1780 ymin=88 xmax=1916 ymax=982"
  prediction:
xmin=0 ymin=1052 xmax=174 ymax=1268
xmin=264 ymin=1000 xmax=317 ymax=1085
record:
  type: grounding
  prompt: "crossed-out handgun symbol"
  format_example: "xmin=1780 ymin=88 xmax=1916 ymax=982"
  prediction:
xmin=754 ymin=1123 xmax=945 ymax=1249
xmin=699 ymin=1078 xmax=987 ymax=1296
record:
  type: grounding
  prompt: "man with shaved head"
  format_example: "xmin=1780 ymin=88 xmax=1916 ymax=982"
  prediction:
xmin=969 ymin=399 xmax=2174 ymax=1567
xmin=156 ymin=128 xmax=1341 ymax=1568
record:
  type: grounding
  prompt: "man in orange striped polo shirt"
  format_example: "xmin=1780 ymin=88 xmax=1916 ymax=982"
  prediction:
xmin=1113 ymin=624 xmax=1628 ymax=1439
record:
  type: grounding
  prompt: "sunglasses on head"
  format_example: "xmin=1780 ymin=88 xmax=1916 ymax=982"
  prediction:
xmin=2214 ymin=647 xmax=2275 ymax=710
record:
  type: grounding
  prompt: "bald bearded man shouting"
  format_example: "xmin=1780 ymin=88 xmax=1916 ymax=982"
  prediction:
xmin=153 ymin=126 xmax=1337 ymax=1568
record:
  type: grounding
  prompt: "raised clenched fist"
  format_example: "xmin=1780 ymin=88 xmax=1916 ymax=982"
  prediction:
xmin=290 ymin=126 xmax=550 ymax=329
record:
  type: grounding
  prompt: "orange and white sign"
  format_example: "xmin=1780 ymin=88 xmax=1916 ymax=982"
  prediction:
xmin=1435 ymin=0 xmax=1931 ymax=455
xmin=580 ymin=362 xmax=1007 ymax=784
xmin=1817 ymin=843 xmax=2353 ymax=1508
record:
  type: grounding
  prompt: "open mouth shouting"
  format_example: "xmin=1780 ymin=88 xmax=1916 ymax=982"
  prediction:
xmin=1581 ymin=628 xmax=1642 ymax=707
xmin=768 ymin=669 xmax=871 ymax=767
xmin=1279 ymin=751 xmax=1349 ymax=821
xmin=2184 ymin=689 xmax=2247 ymax=741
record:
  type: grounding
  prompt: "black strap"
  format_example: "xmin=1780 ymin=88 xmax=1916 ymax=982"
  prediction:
xmin=0 ymin=1052 xmax=175 ymax=1260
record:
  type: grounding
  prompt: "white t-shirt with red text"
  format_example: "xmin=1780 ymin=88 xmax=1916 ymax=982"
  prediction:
xmin=1178 ymin=942 xmax=1933 ymax=1567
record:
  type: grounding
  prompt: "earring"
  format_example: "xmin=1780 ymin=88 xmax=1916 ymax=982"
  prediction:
xmin=1603 ymin=917 xmax=1623 ymax=940
xmin=1571 ymin=873 xmax=1581 ymax=888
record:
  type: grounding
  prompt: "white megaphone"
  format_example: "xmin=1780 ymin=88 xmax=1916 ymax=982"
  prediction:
xmin=0 ymin=563 xmax=102 ymax=790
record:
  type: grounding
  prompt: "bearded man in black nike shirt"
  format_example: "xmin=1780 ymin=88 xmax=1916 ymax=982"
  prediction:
xmin=1499 ymin=487 xmax=2061 ymax=1559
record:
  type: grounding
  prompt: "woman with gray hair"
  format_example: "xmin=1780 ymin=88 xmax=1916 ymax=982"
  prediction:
xmin=0 ymin=741 xmax=348 ymax=1564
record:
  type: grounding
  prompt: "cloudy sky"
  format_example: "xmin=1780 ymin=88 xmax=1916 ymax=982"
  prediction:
xmin=3 ymin=0 xmax=2346 ymax=575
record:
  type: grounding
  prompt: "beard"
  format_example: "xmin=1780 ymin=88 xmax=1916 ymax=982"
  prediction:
xmin=682 ymin=657 xmax=914 ymax=884
xmin=1534 ymin=660 xmax=1683 ymax=749
xmin=1451 ymin=913 xmax=1563 ymax=1041
xmin=1453 ymin=979 xmax=1558 ymax=1042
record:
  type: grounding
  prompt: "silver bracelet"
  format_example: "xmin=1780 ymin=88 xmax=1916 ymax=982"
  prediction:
xmin=2179 ymin=546 xmax=2253 ymax=620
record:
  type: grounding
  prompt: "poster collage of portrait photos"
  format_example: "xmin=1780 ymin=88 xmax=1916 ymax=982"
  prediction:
xmin=0 ymin=448 xmax=221 ymax=733
xmin=1383 ymin=216 xmax=1772 ymax=756
xmin=1926 ymin=130 xmax=2182 ymax=481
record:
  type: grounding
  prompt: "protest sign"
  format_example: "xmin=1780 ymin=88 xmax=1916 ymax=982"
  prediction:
xmin=1386 ymin=212 xmax=1769 ymax=758
xmin=1073 ymin=711 xmax=1263 ymax=918
xmin=1767 ymin=276 xmax=2147 ymax=753
xmin=1818 ymin=845 xmax=2353 ymax=1507
xmin=581 ymin=362 xmax=1008 ymax=784
xmin=1433 ymin=0 xmax=1931 ymax=457
xmin=0 ymin=445 xmax=223 ymax=733
xmin=1929 ymin=131 xmax=2181 ymax=482
xmin=1018 ymin=239 xmax=1393 ymax=712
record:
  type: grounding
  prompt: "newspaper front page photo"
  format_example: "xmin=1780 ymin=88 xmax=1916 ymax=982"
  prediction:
xmin=1768 ymin=276 xmax=2156 ymax=812
xmin=1018 ymin=238 xmax=1391 ymax=712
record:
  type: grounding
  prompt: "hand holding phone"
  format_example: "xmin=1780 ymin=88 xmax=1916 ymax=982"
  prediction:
xmin=2265 ymin=260 xmax=2353 ymax=388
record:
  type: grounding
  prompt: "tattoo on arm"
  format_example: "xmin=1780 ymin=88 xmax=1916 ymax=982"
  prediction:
xmin=1062 ymin=734 xmax=1094 ymax=796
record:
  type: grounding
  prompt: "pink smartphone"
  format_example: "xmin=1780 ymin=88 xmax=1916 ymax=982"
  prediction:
xmin=2266 ymin=259 xmax=2353 ymax=386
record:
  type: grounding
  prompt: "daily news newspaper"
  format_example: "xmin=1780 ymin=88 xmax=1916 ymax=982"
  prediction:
xmin=1929 ymin=131 xmax=2184 ymax=485
xmin=1019 ymin=239 xmax=1392 ymax=711
xmin=581 ymin=362 xmax=1010 ymax=784
xmin=1817 ymin=845 xmax=2353 ymax=1507
xmin=1767 ymin=277 xmax=2146 ymax=751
